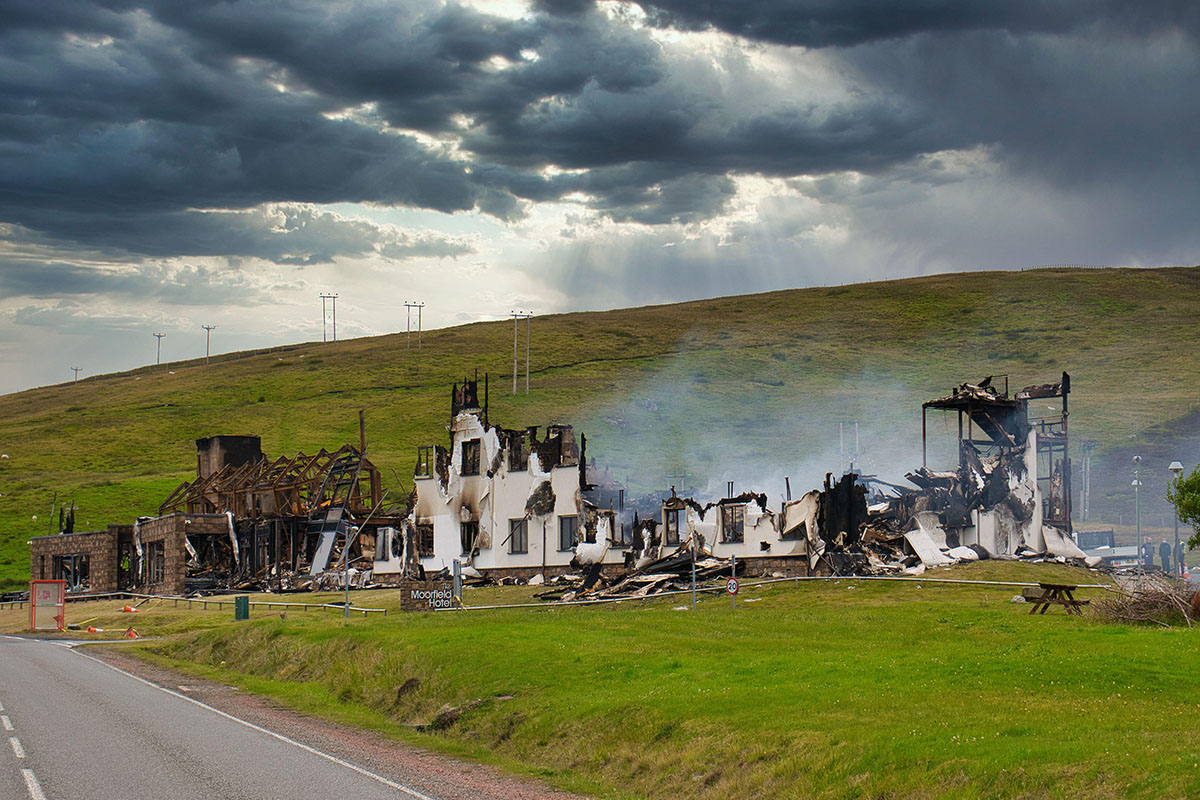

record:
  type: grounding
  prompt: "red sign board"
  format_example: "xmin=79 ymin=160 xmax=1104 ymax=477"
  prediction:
xmin=30 ymin=580 xmax=66 ymax=631
xmin=725 ymin=577 xmax=739 ymax=596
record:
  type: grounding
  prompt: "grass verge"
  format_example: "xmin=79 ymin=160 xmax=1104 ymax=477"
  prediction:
xmin=8 ymin=562 xmax=1198 ymax=799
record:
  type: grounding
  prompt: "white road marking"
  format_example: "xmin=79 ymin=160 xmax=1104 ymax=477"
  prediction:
xmin=22 ymin=769 xmax=48 ymax=800
xmin=72 ymin=650 xmax=439 ymax=800
xmin=1 ymin=715 xmax=13 ymax=730
xmin=10 ymin=736 xmax=26 ymax=758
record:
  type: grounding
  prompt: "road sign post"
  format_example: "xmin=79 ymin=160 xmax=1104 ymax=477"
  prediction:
xmin=727 ymin=555 xmax=739 ymax=609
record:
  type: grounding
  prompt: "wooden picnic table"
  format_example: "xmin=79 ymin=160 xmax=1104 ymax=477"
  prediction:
xmin=1027 ymin=582 xmax=1089 ymax=616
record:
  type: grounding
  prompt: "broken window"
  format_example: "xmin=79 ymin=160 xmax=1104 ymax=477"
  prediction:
xmin=509 ymin=518 xmax=528 ymax=554
xmin=415 ymin=446 xmax=432 ymax=477
xmin=255 ymin=531 xmax=270 ymax=573
xmin=664 ymin=508 xmax=682 ymax=546
xmin=146 ymin=542 xmax=165 ymax=584
xmin=52 ymin=553 xmax=90 ymax=592
xmin=508 ymin=436 xmax=528 ymax=472
xmin=780 ymin=521 xmax=806 ymax=541
xmin=416 ymin=523 xmax=435 ymax=558
xmin=720 ymin=504 xmax=745 ymax=543
xmin=558 ymin=516 xmax=578 ymax=551
xmin=461 ymin=521 xmax=478 ymax=554
xmin=461 ymin=439 xmax=481 ymax=476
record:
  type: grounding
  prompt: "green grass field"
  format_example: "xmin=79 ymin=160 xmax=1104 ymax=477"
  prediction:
xmin=5 ymin=561 xmax=1197 ymax=799
xmin=2 ymin=266 xmax=1200 ymax=590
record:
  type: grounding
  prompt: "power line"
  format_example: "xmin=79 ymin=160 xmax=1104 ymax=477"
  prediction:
xmin=404 ymin=301 xmax=425 ymax=350
xmin=202 ymin=325 xmax=216 ymax=364
xmin=153 ymin=332 xmax=166 ymax=365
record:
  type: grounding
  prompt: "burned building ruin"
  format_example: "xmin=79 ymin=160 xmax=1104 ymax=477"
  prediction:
xmin=29 ymin=371 xmax=1089 ymax=597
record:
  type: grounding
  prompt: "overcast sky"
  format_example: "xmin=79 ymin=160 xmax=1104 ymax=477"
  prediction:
xmin=1 ymin=0 xmax=1198 ymax=393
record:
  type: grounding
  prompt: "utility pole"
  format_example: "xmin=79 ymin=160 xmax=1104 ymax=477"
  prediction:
xmin=320 ymin=293 xmax=338 ymax=342
xmin=510 ymin=311 xmax=531 ymax=394
xmin=404 ymin=302 xmax=425 ymax=350
xmin=202 ymin=325 xmax=216 ymax=364
xmin=1080 ymin=440 xmax=1097 ymax=521
xmin=153 ymin=332 xmax=166 ymax=364
xmin=70 ymin=367 xmax=81 ymax=382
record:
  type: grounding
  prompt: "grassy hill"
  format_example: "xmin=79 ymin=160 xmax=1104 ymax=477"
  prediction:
xmin=2 ymin=265 xmax=1199 ymax=590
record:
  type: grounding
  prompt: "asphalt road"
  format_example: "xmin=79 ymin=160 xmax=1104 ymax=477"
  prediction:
xmin=0 ymin=635 xmax=443 ymax=800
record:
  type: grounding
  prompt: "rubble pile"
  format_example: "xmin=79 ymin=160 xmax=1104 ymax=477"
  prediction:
xmin=534 ymin=547 xmax=738 ymax=602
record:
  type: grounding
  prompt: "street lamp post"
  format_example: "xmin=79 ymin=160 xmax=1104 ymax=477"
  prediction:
xmin=1133 ymin=455 xmax=1143 ymax=578
xmin=1170 ymin=460 xmax=1184 ymax=577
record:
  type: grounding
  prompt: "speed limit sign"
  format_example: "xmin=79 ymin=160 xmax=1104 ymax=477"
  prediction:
xmin=725 ymin=577 xmax=739 ymax=595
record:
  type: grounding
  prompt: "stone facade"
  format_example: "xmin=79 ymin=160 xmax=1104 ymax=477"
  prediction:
xmin=135 ymin=512 xmax=230 ymax=596
xmin=29 ymin=525 xmax=130 ymax=595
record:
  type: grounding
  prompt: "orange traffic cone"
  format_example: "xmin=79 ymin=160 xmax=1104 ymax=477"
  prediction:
xmin=86 ymin=626 xmax=105 ymax=633
xmin=123 ymin=627 xmax=139 ymax=639
xmin=121 ymin=605 xmax=141 ymax=613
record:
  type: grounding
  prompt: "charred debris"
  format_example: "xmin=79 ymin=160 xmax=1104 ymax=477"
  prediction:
xmin=537 ymin=372 xmax=1085 ymax=601
xmin=30 ymin=371 xmax=1091 ymax=600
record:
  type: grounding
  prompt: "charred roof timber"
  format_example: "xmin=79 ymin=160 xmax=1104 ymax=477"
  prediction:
xmin=921 ymin=373 xmax=1068 ymax=466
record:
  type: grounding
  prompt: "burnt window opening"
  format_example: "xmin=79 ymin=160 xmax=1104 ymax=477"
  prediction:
xmin=780 ymin=521 xmax=806 ymax=541
xmin=558 ymin=516 xmax=578 ymax=551
xmin=146 ymin=542 xmax=165 ymax=585
xmin=39 ymin=555 xmax=45 ymax=580
xmin=664 ymin=508 xmax=682 ymax=546
xmin=53 ymin=553 xmax=90 ymax=592
xmin=618 ymin=488 xmax=625 ymax=511
xmin=461 ymin=439 xmax=481 ymax=476
xmin=508 ymin=435 xmax=528 ymax=472
xmin=375 ymin=528 xmax=391 ymax=560
xmin=415 ymin=446 xmax=433 ymax=477
xmin=391 ymin=528 xmax=404 ymax=559
xmin=416 ymin=523 xmax=435 ymax=558
xmin=720 ymin=504 xmax=745 ymax=544
xmin=509 ymin=518 xmax=528 ymax=554
xmin=461 ymin=521 xmax=479 ymax=555
xmin=255 ymin=532 xmax=270 ymax=573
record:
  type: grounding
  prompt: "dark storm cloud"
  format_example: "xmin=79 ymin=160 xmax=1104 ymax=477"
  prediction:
xmin=2 ymin=0 xmax=1200 ymax=274
xmin=3 ymin=205 xmax=471 ymax=267
xmin=623 ymin=1 xmax=1200 ymax=48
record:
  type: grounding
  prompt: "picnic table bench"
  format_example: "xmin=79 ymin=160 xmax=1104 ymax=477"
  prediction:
xmin=1023 ymin=582 xmax=1089 ymax=616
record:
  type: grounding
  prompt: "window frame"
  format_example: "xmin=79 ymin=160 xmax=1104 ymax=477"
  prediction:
xmin=147 ymin=541 xmax=165 ymax=584
xmin=720 ymin=503 xmax=745 ymax=544
xmin=508 ymin=438 xmax=528 ymax=472
xmin=461 ymin=520 xmax=479 ymax=555
xmin=460 ymin=439 xmax=481 ymax=476
xmin=416 ymin=522 xmax=435 ymax=558
xmin=509 ymin=518 xmax=528 ymax=554
xmin=415 ymin=446 xmax=433 ymax=477
xmin=664 ymin=508 xmax=682 ymax=546
xmin=558 ymin=515 xmax=578 ymax=552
